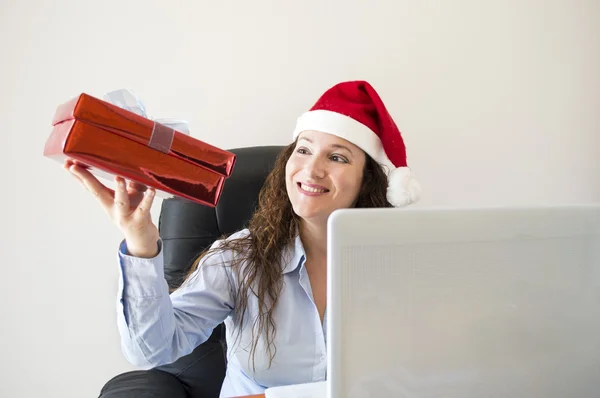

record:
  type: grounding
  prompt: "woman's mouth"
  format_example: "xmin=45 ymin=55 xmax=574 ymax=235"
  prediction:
xmin=297 ymin=182 xmax=329 ymax=195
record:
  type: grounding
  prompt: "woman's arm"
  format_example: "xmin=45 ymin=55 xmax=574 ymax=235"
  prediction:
xmin=116 ymin=238 xmax=234 ymax=368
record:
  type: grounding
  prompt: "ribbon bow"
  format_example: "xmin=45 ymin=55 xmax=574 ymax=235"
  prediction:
xmin=103 ymin=89 xmax=190 ymax=136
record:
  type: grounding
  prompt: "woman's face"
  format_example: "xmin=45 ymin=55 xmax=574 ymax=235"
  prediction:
xmin=285 ymin=130 xmax=366 ymax=224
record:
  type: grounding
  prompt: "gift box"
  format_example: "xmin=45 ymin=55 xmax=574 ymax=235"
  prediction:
xmin=43 ymin=90 xmax=236 ymax=207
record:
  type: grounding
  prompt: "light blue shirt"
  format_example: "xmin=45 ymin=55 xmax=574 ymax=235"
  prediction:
xmin=116 ymin=229 xmax=328 ymax=397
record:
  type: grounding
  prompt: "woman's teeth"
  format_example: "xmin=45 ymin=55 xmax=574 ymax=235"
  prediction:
xmin=301 ymin=183 xmax=327 ymax=193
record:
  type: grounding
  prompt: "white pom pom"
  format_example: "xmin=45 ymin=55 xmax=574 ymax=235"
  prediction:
xmin=386 ymin=167 xmax=421 ymax=207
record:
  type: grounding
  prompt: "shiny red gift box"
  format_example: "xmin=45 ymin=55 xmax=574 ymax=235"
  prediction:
xmin=43 ymin=93 xmax=236 ymax=207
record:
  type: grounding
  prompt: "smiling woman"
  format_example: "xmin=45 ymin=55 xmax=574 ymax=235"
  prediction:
xmin=72 ymin=80 xmax=421 ymax=397
xmin=285 ymin=131 xmax=367 ymax=223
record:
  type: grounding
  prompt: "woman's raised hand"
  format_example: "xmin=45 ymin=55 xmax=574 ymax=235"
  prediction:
xmin=65 ymin=160 xmax=160 ymax=258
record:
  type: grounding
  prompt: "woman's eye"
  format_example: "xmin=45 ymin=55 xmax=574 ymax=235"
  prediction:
xmin=331 ymin=155 xmax=348 ymax=163
xmin=297 ymin=148 xmax=309 ymax=155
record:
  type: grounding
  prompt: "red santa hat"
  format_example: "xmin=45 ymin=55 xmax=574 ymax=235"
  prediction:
xmin=292 ymin=80 xmax=421 ymax=207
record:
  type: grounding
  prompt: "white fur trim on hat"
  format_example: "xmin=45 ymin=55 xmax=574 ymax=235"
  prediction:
xmin=386 ymin=167 xmax=421 ymax=207
xmin=293 ymin=109 xmax=395 ymax=171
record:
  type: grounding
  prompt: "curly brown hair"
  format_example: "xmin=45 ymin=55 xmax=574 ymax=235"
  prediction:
xmin=183 ymin=139 xmax=392 ymax=370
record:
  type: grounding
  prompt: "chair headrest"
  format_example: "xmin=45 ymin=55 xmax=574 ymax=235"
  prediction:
xmin=158 ymin=145 xmax=285 ymax=290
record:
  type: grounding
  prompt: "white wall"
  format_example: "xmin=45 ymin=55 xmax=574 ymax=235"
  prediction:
xmin=1 ymin=0 xmax=598 ymax=396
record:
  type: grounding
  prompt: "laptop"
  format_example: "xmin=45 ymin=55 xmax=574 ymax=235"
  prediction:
xmin=266 ymin=205 xmax=600 ymax=397
xmin=327 ymin=204 xmax=600 ymax=397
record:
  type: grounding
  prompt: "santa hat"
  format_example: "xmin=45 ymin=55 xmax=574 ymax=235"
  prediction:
xmin=292 ymin=80 xmax=421 ymax=207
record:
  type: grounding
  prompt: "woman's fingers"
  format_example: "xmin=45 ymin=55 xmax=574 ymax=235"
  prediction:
xmin=63 ymin=160 xmax=160 ymax=247
xmin=134 ymin=187 xmax=156 ymax=219
xmin=127 ymin=180 xmax=147 ymax=193
xmin=113 ymin=176 xmax=131 ymax=216
xmin=65 ymin=164 xmax=83 ymax=184
xmin=68 ymin=164 xmax=114 ymax=210
xmin=126 ymin=180 xmax=148 ymax=208
xmin=64 ymin=160 xmax=155 ymax=219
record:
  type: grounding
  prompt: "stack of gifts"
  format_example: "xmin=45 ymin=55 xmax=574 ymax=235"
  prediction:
xmin=43 ymin=89 xmax=236 ymax=207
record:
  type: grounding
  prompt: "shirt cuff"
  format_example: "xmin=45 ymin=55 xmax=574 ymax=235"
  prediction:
xmin=118 ymin=239 xmax=162 ymax=257
xmin=118 ymin=238 xmax=168 ymax=298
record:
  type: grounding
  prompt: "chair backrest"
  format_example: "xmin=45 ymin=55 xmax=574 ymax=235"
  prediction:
xmin=158 ymin=145 xmax=285 ymax=290
xmin=154 ymin=146 xmax=284 ymax=397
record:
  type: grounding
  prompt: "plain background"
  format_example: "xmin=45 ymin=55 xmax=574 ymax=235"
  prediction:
xmin=1 ymin=0 xmax=599 ymax=397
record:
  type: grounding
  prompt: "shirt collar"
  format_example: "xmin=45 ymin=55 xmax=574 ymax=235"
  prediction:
xmin=281 ymin=233 xmax=306 ymax=274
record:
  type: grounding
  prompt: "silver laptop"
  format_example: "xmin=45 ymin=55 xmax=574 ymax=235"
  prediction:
xmin=326 ymin=205 xmax=600 ymax=398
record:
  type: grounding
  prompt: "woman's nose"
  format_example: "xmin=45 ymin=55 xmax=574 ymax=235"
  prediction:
xmin=305 ymin=157 xmax=326 ymax=179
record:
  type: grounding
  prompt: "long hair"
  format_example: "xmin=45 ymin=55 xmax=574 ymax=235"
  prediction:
xmin=182 ymin=140 xmax=392 ymax=369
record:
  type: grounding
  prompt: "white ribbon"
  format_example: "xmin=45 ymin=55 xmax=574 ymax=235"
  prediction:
xmin=103 ymin=89 xmax=190 ymax=135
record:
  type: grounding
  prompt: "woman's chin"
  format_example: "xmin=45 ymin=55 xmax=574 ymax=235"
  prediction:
xmin=293 ymin=205 xmax=330 ymax=223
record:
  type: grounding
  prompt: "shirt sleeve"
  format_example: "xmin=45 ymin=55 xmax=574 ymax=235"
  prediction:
xmin=116 ymin=238 xmax=235 ymax=368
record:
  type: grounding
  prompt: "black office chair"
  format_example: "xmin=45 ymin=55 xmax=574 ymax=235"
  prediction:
xmin=99 ymin=145 xmax=285 ymax=398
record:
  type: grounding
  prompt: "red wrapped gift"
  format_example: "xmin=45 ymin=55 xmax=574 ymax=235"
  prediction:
xmin=43 ymin=90 xmax=236 ymax=207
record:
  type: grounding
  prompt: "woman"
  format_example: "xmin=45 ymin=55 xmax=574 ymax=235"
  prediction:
xmin=66 ymin=80 xmax=420 ymax=397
